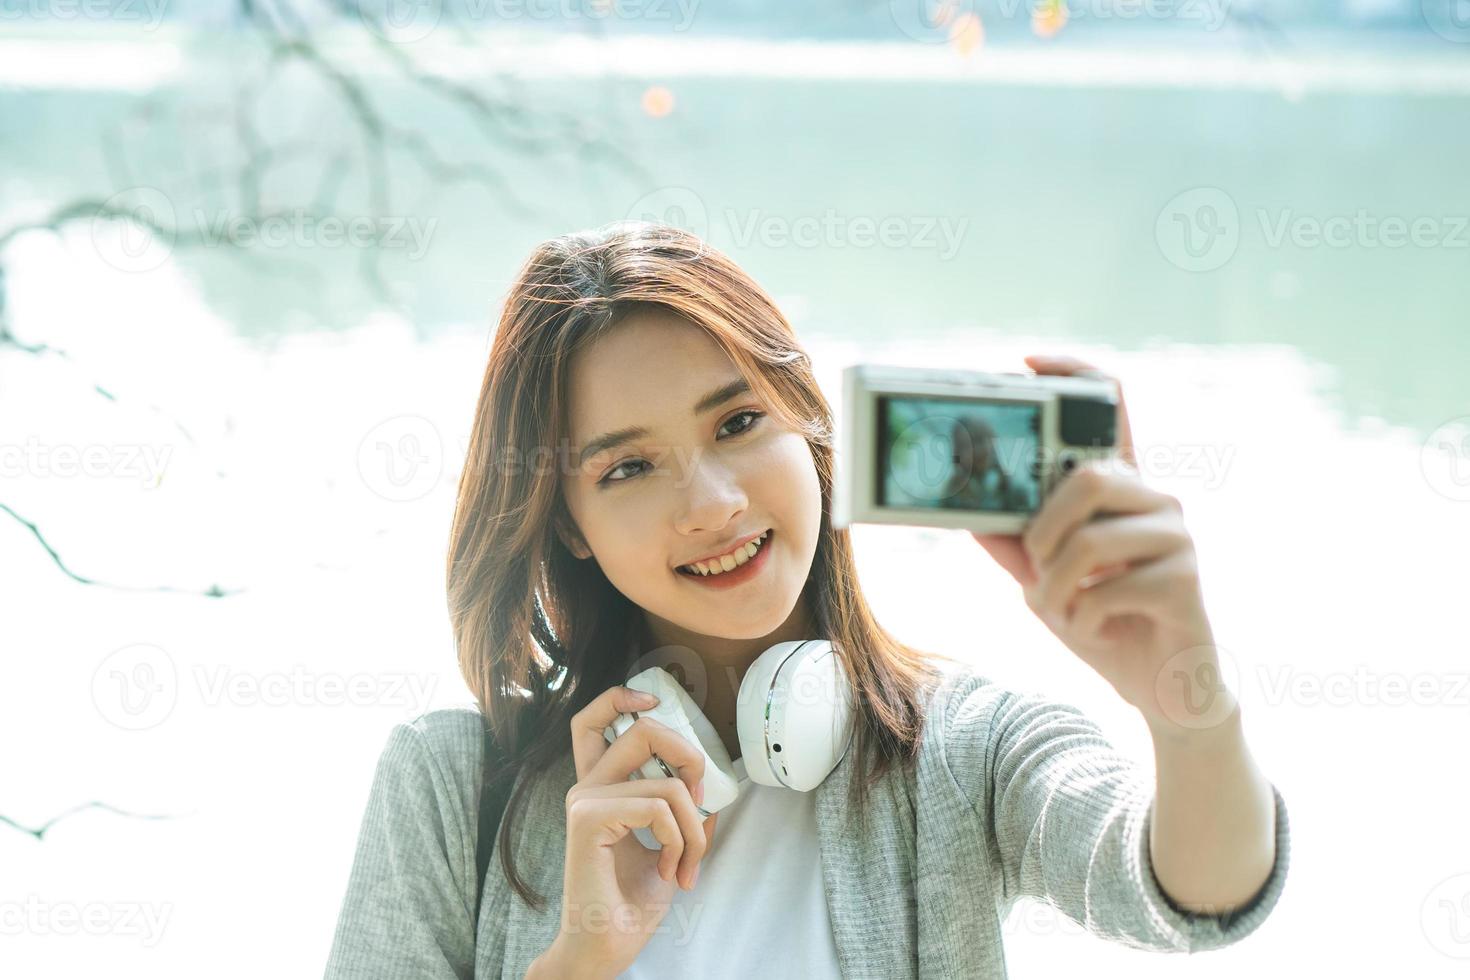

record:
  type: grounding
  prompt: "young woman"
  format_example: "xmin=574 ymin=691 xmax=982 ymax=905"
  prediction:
xmin=324 ymin=222 xmax=1291 ymax=980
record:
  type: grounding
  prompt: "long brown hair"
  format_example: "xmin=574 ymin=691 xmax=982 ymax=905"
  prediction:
xmin=447 ymin=221 xmax=959 ymax=910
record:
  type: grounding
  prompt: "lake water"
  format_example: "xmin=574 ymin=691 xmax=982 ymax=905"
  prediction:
xmin=3 ymin=23 xmax=1469 ymax=977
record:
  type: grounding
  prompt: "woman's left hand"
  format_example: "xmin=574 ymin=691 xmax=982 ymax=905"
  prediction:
xmin=973 ymin=354 xmax=1223 ymax=727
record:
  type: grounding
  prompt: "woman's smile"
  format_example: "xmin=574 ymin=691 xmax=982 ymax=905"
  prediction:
xmin=674 ymin=529 xmax=775 ymax=590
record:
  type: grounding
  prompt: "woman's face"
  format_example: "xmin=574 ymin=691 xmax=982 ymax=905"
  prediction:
xmin=558 ymin=307 xmax=821 ymax=642
xmin=951 ymin=418 xmax=994 ymax=476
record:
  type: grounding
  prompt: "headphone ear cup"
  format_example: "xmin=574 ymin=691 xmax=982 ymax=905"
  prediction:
xmin=655 ymin=673 xmax=741 ymax=813
xmin=607 ymin=668 xmax=742 ymax=824
xmin=737 ymin=639 xmax=854 ymax=792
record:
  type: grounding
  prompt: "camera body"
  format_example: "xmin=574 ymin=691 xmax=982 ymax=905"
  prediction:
xmin=833 ymin=363 xmax=1121 ymax=535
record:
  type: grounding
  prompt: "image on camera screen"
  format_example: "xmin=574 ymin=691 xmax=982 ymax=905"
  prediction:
xmin=877 ymin=396 xmax=1041 ymax=514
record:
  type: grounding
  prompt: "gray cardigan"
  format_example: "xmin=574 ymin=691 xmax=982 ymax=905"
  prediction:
xmin=324 ymin=663 xmax=1291 ymax=979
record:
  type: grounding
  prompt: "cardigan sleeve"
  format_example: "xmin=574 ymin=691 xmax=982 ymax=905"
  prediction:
xmin=323 ymin=717 xmax=481 ymax=980
xmin=941 ymin=674 xmax=1291 ymax=953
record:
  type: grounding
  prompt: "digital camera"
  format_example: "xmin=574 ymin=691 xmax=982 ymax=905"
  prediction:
xmin=833 ymin=363 xmax=1121 ymax=535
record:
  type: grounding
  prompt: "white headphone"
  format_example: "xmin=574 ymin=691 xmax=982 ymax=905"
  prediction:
xmin=602 ymin=640 xmax=855 ymax=841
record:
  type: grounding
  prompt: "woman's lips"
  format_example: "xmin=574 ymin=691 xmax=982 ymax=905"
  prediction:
xmin=675 ymin=529 xmax=774 ymax=590
xmin=675 ymin=528 xmax=769 ymax=571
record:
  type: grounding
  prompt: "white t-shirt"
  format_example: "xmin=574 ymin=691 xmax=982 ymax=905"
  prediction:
xmin=617 ymin=754 xmax=843 ymax=978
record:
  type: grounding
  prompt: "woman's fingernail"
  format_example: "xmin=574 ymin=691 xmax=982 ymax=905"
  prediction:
xmin=634 ymin=691 xmax=658 ymax=705
xmin=695 ymin=781 xmax=705 ymax=806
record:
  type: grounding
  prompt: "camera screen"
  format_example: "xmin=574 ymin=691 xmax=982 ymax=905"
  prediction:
xmin=877 ymin=395 xmax=1042 ymax=514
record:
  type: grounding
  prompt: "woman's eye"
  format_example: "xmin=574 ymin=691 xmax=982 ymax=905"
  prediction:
xmin=596 ymin=410 xmax=765 ymax=487
xmin=600 ymin=459 xmax=651 ymax=484
xmin=720 ymin=409 xmax=764 ymax=438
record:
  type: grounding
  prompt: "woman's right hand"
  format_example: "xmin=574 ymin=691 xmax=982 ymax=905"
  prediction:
xmin=547 ymin=684 xmax=719 ymax=978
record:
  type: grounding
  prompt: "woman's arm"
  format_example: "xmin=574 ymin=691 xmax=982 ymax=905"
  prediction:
xmin=941 ymin=675 xmax=1292 ymax=952
xmin=970 ymin=355 xmax=1290 ymax=929
xmin=323 ymin=717 xmax=482 ymax=980
xmin=1147 ymin=699 xmax=1279 ymax=914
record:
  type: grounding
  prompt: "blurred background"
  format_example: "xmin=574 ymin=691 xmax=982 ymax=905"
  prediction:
xmin=3 ymin=0 xmax=1469 ymax=975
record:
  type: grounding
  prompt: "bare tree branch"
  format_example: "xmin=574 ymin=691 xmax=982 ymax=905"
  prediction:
xmin=0 ymin=0 xmax=649 ymax=594
xmin=0 ymin=503 xmax=239 ymax=598
xmin=1 ymin=801 xmax=193 ymax=841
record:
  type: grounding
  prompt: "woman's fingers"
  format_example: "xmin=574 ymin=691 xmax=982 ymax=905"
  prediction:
xmin=1021 ymin=464 xmax=1175 ymax=570
xmin=1068 ymin=548 xmax=1197 ymax=637
xmin=565 ymin=794 xmax=685 ymax=884
xmin=1028 ymin=510 xmax=1190 ymax=622
xmin=567 ymin=686 xmax=715 ymax=889
xmin=566 ymin=777 xmax=710 ymax=890
xmin=570 ymin=686 xmax=661 ymax=782
xmin=585 ymin=716 xmax=708 ymax=805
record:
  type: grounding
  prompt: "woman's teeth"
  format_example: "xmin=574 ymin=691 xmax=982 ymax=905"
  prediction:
xmin=680 ymin=530 xmax=770 ymax=577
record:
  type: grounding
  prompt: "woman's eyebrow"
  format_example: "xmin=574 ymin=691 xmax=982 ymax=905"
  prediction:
xmin=578 ymin=377 xmax=752 ymax=467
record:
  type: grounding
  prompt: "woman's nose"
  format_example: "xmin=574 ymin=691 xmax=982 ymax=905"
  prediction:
xmin=673 ymin=462 xmax=748 ymax=533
